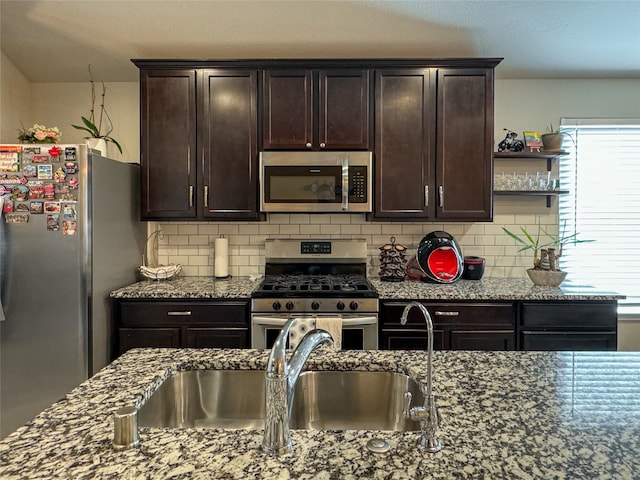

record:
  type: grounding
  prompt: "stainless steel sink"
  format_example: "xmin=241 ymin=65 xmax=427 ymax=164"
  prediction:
xmin=138 ymin=370 xmax=423 ymax=431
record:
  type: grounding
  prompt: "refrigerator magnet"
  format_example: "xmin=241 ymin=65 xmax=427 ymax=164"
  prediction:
xmin=64 ymin=147 xmax=76 ymax=160
xmin=0 ymin=185 xmax=8 ymax=195
xmin=29 ymin=185 xmax=45 ymax=199
xmin=43 ymin=183 xmax=55 ymax=200
xmin=37 ymin=165 xmax=53 ymax=180
xmin=11 ymin=185 xmax=28 ymax=201
xmin=68 ymin=177 xmax=79 ymax=189
xmin=46 ymin=214 xmax=59 ymax=231
xmin=30 ymin=201 xmax=44 ymax=214
xmin=44 ymin=201 xmax=60 ymax=214
xmin=53 ymin=168 xmax=66 ymax=183
xmin=64 ymin=162 xmax=77 ymax=174
xmin=62 ymin=220 xmax=77 ymax=236
xmin=48 ymin=146 xmax=62 ymax=160
xmin=31 ymin=155 xmax=49 ymax=164
xmin=62 ymin=203 xmax=76 ymax=219
xmin=15 ymin=202 xmax=29 ymax=212
xmin=5 ymin=213 xmax=28 ymax=224
xmin=23 ymin=164 xmax=37 ymax=177
xmin=3 ymin=200 xmax=14 ymax=213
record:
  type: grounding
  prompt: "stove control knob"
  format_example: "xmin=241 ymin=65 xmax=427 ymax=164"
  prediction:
xmin=272 ymin=301 xmax=281 ymax=311
xmin=349 ymin=301 xmax=359 ymax=311
xmin=336 ymin=301 xmax=345 ymax=311
xmin=311 ymin=301 xmax=320 ymax=311
xmin=285 ymin=301 xmax=295 ymax=311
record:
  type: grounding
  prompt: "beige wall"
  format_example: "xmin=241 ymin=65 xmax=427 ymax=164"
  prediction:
xmin=1 ymin=53 xmax=139 ymax=162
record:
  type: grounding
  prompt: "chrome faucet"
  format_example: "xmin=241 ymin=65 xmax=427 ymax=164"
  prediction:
xmin=262 ymin=317 xmax=333 ymax=455
xmin=400 ymin=302 xmax=442 ymax=453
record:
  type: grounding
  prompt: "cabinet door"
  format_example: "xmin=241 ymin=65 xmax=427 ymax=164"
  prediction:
xmin=201 ymin=70 xmax=259 ymax=219
xmin=186 ymin=328 xmax=249 ymax=349
xmin=140 ymin=69 xmax=197 ymax=219
xmin=119 ymin=328 xmax=181 ymax=354
xmin=436 ymin=68 xmax=494 ymax=221
xmin=262 ymin=70 xmax=313 ymax=149
xmin=374 ymin=69 xmax=434 ymax=219
xmin=318 ymin=70 xmax=370 ymax=150
xmin=450 ymin=330 xmax=515 ymax=351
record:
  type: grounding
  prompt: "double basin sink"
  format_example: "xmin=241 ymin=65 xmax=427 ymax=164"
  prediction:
xmin=139 ymin=370 xmax=424 ymax=432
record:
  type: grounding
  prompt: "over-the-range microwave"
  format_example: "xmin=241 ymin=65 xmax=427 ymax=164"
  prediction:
xmin=259 ymin=151 xmax=372 ymax=213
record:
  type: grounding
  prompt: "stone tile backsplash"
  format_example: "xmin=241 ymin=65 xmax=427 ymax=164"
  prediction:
xmin=152 ymin=209 xmax=558 ymax=279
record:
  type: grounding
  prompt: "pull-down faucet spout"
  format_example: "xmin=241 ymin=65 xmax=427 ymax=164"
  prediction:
xmin=263 ymin=317 xmax=333 ymax=455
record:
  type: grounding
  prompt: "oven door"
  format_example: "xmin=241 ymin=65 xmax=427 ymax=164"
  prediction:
xmin=251 ymin=314 xmax=378 ymax=350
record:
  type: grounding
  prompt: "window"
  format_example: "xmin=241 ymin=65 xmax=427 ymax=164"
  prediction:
xmin=558 ymin=119 xmax=640 ymax=308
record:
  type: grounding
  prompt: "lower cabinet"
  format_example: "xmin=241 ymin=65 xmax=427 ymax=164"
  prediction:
xmin=380 ymin=301 xmax=516 ymax=351
xmin=519 ymin=301 xmax=618 ymax=351
xmin=114 ymin=300 xmax=250 ymax=357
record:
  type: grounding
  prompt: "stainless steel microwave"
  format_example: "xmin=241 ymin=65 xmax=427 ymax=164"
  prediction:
xmin=259 ymin=151 xmax=372 ymax=213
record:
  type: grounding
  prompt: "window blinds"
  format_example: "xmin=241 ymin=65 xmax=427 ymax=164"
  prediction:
xmin=558 ymin=119 xmax=640 ymax=306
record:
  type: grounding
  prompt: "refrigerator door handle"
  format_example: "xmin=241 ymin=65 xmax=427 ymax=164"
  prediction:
xmin=0 ymin=196 xmax=5 ymax=321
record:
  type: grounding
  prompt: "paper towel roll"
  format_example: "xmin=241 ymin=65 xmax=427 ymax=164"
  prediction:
xmin=214 ymin=235 xmax=229 ymax=278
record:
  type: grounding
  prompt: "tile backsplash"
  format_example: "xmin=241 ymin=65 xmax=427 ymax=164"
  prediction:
xmin=152 ymin=208 xmax=558 ymax=280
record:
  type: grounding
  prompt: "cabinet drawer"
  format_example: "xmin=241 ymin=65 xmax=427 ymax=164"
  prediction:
xmin=119 ymin=328 xmax=181 ymax=354
xmin=119 ymin=301 xmax=249 ymax=327
xmin=521 ymin=332 xmax=617 ymax=351
xmin=520 ymin=302 xmax=617 ymax=330
xmin=381 ymin=301 xmax=515 ymax=327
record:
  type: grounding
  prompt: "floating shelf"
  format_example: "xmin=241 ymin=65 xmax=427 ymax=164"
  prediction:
xmin=493 ymin=190 xmax=569 ymax=207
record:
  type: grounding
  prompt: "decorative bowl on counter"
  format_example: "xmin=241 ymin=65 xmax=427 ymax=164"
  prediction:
xmin=139 ymin=263 xmax=182 ymax=281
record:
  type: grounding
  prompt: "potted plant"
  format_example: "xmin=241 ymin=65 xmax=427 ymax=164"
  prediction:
xmin=541 ymin=123 xmax=564 ymax=152
xmin=503 ymin=223 xmax=593 ymax=287
xmin=71 ymin=65 xmax=122 ymax=156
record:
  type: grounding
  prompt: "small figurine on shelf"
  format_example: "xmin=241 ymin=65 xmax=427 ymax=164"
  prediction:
xmin=378 ymin=236 xmax=407 ymax=282
xmin=497 ymin=128 xmax=525 ymax=152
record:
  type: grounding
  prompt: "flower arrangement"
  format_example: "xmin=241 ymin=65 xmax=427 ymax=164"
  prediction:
xmin=71 ymin=65 xmax=122 ymax=154
xmin=17 ymin=124 xmax=61 ymax=144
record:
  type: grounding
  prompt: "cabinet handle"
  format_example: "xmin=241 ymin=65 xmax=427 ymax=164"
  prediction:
xmin=424 ymin=185 xmax=429 ymax=206
xmin=189 ymin=186 xmax=194 ymax=207
xmin=167 ymin=311 xmax=192 ymax=316
xmin=306 ymin=142 xmax=312 ymax=149
xmin=320 ymin=142 xmax=326 ymax=148
xmin=434 ymin=311 xmax=459 ymax=316
xmin=204 ymin=186 xmax=209 ymax=208
xmin=438 ymin=186 xmax=444 ymax=208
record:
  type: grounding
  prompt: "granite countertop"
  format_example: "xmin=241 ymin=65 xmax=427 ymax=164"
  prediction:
xmin=110 ymin=276 xmax=261 ymax=299
xmin=1 ymin=348 xmax=638 ymax=479
xmin=110 ymin=276 xmax=624 ymax=301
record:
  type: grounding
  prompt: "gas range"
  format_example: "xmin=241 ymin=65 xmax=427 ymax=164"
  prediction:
xmin=252 ymin=239 xmax=378 ymax=314
xmin=251 ymin=239 xmax=379 ymax=349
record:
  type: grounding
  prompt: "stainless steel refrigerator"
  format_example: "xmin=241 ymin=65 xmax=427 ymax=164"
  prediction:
xmin=0 ymin=144 xmax=146 ymax=438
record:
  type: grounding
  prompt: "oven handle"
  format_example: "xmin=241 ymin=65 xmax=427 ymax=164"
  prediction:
xmin=251 ymin=315 xmax=377 ymax=326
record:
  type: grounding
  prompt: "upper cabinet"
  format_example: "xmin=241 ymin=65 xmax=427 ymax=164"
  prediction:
xmin=135 ymin=62 xmax=260 ymax=221
xmin=262 ymin=69 xmax=371 ymax=150
xmin=373 ymin=65 xmax=496 ymax=221
xmin=134 ymin=58 xmax=500 ymax=222
xmin=200 ymin=70 xmax=259 ymax=219
xmin=140 ymin=69 xmax=197 ymax=219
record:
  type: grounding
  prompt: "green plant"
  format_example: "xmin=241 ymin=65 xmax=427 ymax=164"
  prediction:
xmin=71 ymin=65 xmax=122 ymax=154
xmin=503 ymin=222 xmax=594 ymax=271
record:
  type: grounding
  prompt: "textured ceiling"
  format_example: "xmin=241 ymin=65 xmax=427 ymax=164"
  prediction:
xmin=1 ymin=0 xmax=639 ymax=83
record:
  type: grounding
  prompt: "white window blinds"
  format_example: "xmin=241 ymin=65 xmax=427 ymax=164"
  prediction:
xmin=558 ymin=119 xmax=640 ymax=306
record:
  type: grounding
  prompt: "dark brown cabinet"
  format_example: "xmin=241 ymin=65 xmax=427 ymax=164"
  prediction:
xmin=200 ymin=70 xmax=259 ymax=219
xmin=373 ymin=67 xmax=495 ymax=221
xmin=262 ymin=69 xmax=370 ymax=150
xmin=114 ymin=300 xmax=250 ymax=357
xmin=140 ymin=69 xmax=197 ymax=219
xmin=135 ymin=62 xmax=259 ymax=220
xmin=519 ymin=301 xmax=618 ymax=351
xmin=380 ymin=301 xmax=516 ymax=351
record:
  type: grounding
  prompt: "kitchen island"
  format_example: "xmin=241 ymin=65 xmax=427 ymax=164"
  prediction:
xmin=0 ymin=348 xmax=638 ymax=479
